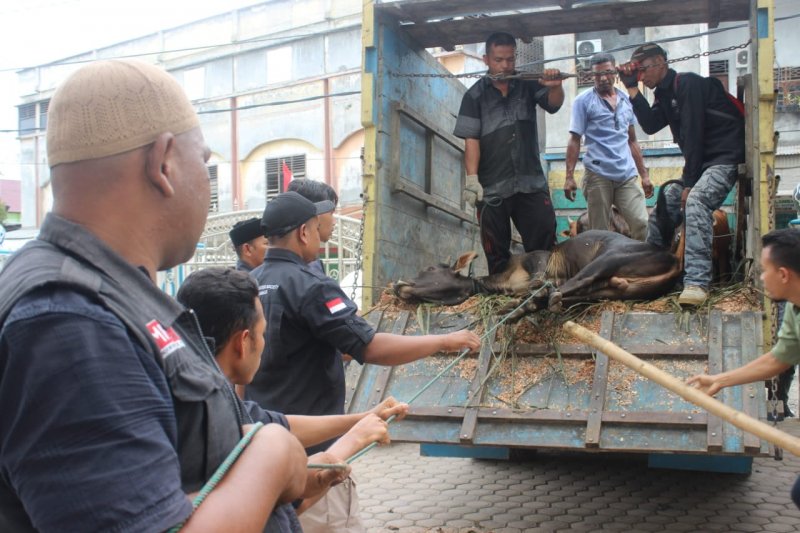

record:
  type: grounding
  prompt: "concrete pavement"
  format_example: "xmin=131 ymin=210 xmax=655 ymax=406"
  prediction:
xmin=354 ymin=419 xmax=800 ymax=532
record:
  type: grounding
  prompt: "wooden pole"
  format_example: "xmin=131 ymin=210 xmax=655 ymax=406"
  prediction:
xmin=563 ymin=320 xmax=800 ymax=457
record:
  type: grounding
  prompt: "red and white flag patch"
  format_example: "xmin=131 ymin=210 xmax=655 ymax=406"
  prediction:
xmin=146 ymin=320 xmax=186 ymax=357
xmin=325 ymin=297 xmax=347 ymax=314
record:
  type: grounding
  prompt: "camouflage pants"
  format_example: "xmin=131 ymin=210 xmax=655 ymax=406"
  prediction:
xmin=646 ymin=164 xmax=737 ymax=288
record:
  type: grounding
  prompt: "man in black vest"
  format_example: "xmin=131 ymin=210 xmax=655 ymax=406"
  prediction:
xmin=230 ymin=217 xmax=269 ymax=272
xmin=619 ymin=43 xmax=745 ymax=306
xmin=0 ymin=60 xmax=308 ymax=532
xmin=250 ymin=192 xmax=481 ymax=532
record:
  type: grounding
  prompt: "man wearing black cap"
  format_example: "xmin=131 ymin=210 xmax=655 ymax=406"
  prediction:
xmin=250 ymin=192 xmax=481 ymax=533
xmin=229 ymin=217 xmax=269 ymax=272
xmin=619 ymin=43 xmax=744 ymax=306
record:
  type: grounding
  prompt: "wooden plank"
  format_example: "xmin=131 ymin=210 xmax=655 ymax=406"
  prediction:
xmin=400 ymin=0 xmax=750 ymax=48
xmin=707 ymin=311 xmax=724 ymax=452
xmin=741 ymin=312 xmax=763 ymax=453
xmin=601 ymin=411 xmax=707 ymax=427
xmin=585 ymin=312 xmax=614 ymax=448
xmin=460 ymin=318 xmax=497 ymax=443
xmin=366 ymin=311 xmax=410 ymax=409
xmin=393 ymin=102 xmax=464 ymax=152
xmin=406 ymin=406 xmax=707 ymax=427
xmin=392 ymin=178 xmax=475 ymax=224
xmin=344 ymin=308 xmax=385 ymax=412
xmin=507 ymin=342 xmax=708 ymax=357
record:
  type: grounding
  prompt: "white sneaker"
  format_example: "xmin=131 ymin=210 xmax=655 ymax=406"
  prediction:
xmin=678 ymin=285 xmax=708 ymax=306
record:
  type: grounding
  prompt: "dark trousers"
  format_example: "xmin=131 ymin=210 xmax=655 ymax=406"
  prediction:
xmin=478 ymin=191 xmax=556 ymax=274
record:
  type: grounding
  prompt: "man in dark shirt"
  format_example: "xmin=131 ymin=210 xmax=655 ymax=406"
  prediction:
xmin=250 ymin=191 xmax=481 ymax=532
xmin=0 ymin=60 xmax=307 ymax=532
xmin=230 ymin=217 xmax=269 ymax=272
xmin=176 ymin=267 xmax=409 ymax=531
xmin=454 ymin=31 xmax=565 ymax=274
xmin=620 ymin=43 xmax=745 ymax=306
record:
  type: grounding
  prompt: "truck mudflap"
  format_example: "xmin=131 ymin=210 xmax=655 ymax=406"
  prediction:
xmin=345 ymin=308 xmax=770 ymax=457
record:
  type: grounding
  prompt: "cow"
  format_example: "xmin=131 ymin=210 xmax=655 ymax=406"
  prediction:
xmin=561 ymin=205 xmax=631 ymax=239
xmin=393 ymin=230 xmax=682 ymax=313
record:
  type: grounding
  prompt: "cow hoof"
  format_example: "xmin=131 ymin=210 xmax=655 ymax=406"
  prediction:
xmin=548 ymin=291 xmax=563 ymax=313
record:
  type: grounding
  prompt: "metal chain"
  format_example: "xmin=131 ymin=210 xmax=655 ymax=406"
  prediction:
xmin=350 ymin=190 xmax=367 ymax=302
xmin=769 ymin=375 xmax=784 ymax=460
xmin=388 ymin=40 xmax=751 ymax=79
xmin=665 ymin=40 xmax=751 ymax=66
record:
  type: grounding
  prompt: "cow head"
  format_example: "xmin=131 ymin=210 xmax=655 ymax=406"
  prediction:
xmin=393 ymin=252 xmax=480 ymax=305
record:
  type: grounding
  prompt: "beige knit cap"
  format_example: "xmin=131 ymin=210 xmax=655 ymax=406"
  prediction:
xmin=46 ymin=59 xmax=200 ymax=167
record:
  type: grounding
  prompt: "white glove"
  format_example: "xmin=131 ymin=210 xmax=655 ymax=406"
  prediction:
xmin=464 ymin=174 xmax=483 ymax=206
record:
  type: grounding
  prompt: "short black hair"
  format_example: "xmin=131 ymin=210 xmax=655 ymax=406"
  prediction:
xmin=177 ymin=268 xmax=260 ymax=354
xmin=485 ymin=32 xmax=516 ymax=54
xmin=287 ymin=178 xmax=338 ymax=206
xmin=763 ymin=229 xmax=800 ymax=274
xmin=590 ymin=52 xmax=616 ymax=67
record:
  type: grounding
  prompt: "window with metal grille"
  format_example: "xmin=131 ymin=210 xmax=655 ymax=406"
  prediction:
xmin=710 ymin=60 xmax=729 ymax=89
xmin=208 ymin=164 xmax=219 ymax=213
xmin=39 ymin=100 xmax=50 ymax=130
xmin=776 ymin=66 xmax=800 ymax=113
xmin=264 ymin=154 xmax=306 ymax=201
xmin=18 ymin=103 xmax=35 ymax=134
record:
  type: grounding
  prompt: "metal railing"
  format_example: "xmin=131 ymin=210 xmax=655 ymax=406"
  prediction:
xmin=158 ymin=209 xmax=363 ymax=296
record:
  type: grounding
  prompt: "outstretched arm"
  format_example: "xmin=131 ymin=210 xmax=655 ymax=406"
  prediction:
xmin=363 ymin=329 xmax=481 ymax=366
xmin=687 ymin=351 xmax=790 ymax=397
xmin=286 ymin=397 xmax=407 ymax=447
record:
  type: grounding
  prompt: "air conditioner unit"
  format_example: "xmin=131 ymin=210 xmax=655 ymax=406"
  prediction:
xmin=576 ymin=39 xmax=602 ymax=69
xmin=736 ymin=49 xmax=750 ymax=69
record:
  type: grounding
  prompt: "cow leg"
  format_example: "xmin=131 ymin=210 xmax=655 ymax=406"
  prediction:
xmin=547 ymin=250 xmax=676 ymax=312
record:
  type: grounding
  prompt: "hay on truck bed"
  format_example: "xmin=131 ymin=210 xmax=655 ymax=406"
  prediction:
xmin=365 ymin=284 xmax=762 ymax=410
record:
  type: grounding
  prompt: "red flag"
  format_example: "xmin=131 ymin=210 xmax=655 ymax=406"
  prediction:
xmin=281 ymin=161 xmax=293 ymax=192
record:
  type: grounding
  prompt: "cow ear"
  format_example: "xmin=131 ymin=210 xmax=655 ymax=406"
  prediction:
xmin=560 ymin=229 xmax=571 ymax=238
xmin=452 ymin=251 xmax=478 ymax=273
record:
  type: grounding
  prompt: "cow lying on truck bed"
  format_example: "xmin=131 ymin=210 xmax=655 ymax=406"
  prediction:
xmin=394 ymin=230 xmax=682 ymax=312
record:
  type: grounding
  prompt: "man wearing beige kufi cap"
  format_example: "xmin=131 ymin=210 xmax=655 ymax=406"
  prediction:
xmin=0 ymin=60 xmax=309 ymax=532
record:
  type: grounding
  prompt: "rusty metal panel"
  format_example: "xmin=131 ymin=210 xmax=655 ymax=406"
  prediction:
xmin=346 ymin=310 xmax=769 ymax=456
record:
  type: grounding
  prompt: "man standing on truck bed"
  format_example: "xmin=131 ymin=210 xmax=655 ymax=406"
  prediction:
xmin=619 ymin=42 xmax=744 ymax=306
xmin=564 ymin=52 xmax=653 ymax=240
xmin=454 ymin=31 xmax=565 ymax=275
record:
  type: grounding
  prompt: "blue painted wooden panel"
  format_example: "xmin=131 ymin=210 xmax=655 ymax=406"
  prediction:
xmin=346 ymin=310 xmax=769 ymax=458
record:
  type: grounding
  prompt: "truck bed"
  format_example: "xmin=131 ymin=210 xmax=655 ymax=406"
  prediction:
xmin=345 ymin=296 xmax=769 ymax=458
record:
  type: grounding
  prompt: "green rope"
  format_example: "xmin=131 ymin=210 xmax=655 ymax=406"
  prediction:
xmin=168 ymin=422 xmax=265 ymax=532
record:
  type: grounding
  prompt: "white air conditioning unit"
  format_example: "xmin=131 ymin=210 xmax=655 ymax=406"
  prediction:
xmin=736 ymin=49 xmax=750 ymax=69
xmin=576 ymin=39 xmax=602 ymax=69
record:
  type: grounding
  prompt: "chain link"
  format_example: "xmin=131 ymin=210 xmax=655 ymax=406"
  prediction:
xmin=389 ymin=40 xmax=752 ymax=79
xmin=665 ymin=40 xmax=751 ymax=66
xmin=350 ymin=190 xmax=367 ymax=302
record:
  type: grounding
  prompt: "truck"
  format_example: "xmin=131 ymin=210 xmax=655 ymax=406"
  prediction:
xmin=346 ymin=0 xmax=781 ymax=473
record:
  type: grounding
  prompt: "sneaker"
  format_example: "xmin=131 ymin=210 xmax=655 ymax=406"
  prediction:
xmin=678 ymin=285 xmax=708 ymax=306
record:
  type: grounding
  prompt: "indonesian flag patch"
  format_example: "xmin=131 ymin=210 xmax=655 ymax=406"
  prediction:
xmin=325 ymin=297 xmax=347 ymax=314
xmin=146 ymin=320 xmax=186 ymax=357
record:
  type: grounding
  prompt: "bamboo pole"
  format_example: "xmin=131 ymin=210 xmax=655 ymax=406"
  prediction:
xmin=563 ymin=320 xmax=800 ymax=457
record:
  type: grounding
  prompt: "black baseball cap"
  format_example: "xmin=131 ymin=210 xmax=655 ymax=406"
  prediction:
xmin=229 ymin=218 xmax=264 ymax=247
xmin=631 ymin=42 xmax=667 ymax=63
xmin=261 ymin=191 xmax=335 ymax=237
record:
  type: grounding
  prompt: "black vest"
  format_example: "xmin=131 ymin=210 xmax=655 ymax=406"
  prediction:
xmin=0 ymin=215 xmax=248 ymax=529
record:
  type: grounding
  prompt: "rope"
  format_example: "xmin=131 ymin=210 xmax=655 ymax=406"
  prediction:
xmin=345 ymin=282 xmax=554 ymax=464
xmin=168 ymin=422 xmax=265 ymax=533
